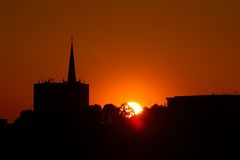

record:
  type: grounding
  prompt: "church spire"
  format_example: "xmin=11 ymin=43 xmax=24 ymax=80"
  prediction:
xmin=68 ymin=37 xmax=76 ymax=83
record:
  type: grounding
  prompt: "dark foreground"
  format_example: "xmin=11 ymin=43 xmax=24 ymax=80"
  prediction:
xmin=0 ymin=104 xmax=239 ymax=160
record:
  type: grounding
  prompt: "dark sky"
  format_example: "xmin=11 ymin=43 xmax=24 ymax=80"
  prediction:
xmin=0 ymin=0 xmax=240 ymax=121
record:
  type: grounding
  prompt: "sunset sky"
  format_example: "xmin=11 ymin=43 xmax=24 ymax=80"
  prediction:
xmin=0 ymin=0 xmax=240 ymax=121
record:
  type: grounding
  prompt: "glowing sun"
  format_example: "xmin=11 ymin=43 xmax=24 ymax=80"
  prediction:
xmin=127 ymin=102 xmax=143 ymax=115
xmin=119 ymin=102 xmax=143 ymax=118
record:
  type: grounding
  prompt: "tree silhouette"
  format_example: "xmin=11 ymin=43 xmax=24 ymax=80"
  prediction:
xmin=119 ymin=103 xmax=135 ymax=118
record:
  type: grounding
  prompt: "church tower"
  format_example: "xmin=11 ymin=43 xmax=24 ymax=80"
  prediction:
xmin=34 ymin=39 xmax=89 ymax=118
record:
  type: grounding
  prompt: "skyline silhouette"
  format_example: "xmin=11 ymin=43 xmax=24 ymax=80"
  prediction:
xmin=1 ymin=1 xmax=240 ymax=158
xmin=0 ymin=40 xmax=240 ymax=160
xmin=1 ymin=0 xmax=240 ymax=121
xmin=1 ymin=40 xmax=240 ymax=123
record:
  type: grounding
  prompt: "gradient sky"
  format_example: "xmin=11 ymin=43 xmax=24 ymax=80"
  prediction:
xmin=0 ymin=0 xmax=240 ymax=121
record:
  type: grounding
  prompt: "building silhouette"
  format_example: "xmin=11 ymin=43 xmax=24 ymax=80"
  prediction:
xmin=167 ymin=94 xmax=240 ymax=113
xmin=167 ymin=95 xmax=240 ymax=160
xmin=34 ymin=40 xmax=89 ymax=119
xmin=166 ymin=94 xmax=240 ymax=133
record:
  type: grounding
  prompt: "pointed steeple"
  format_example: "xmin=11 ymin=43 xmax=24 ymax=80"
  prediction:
xmin=68 ymin=37 xmax=76 ymax=83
